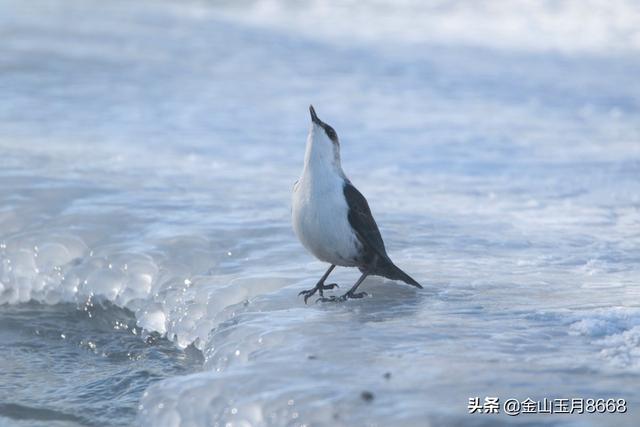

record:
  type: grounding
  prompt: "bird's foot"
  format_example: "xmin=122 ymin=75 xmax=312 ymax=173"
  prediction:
xmin=299 ymin=283 xmax=339 ymax=304
xmin=321 ymin=283 xmax=339 ymax=291
xmin=316 ymin=291 xmax=368 ymax=303
xmin=346 ymin=291 xmax=367 ymax=299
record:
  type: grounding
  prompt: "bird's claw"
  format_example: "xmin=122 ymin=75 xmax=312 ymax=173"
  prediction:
xmin=299 ymin=283 xmax=340 ymax=304
xmin=298 ymin=289 xmax=317 ymax=304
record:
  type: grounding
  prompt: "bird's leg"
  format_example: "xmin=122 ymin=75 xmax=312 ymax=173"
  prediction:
xmin=298 ymin=264 xmax=339 ymax=304
xmin=318 ymin=270 xmax=369 ymax=303
xmin=319 ymin=256 xmax=377 ymax=303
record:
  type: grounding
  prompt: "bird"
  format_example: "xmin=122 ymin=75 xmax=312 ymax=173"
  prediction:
xmin=292 ymin=105 xmax=422 ymax=303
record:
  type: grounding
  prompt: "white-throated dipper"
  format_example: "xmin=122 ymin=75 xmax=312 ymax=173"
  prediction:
xmin=292 ymin=105 xmax=422 ymax=303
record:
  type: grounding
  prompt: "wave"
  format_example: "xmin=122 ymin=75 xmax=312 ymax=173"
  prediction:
xmin=0 ymin=232 xmax=291 ymax=351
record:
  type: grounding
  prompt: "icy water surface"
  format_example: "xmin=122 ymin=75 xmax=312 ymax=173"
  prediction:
xmin=1 ymin=0 xmax=640 ymax=426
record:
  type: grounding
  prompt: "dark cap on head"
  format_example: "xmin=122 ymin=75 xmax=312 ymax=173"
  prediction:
xmin=308 ymin=104 xmax=338 ymax=143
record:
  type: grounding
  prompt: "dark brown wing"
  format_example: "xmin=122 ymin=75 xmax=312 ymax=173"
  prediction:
xmin=343 ymin=181 xmax=422 ymax=288
xmin=343 ymin=181 xmax=390 ymax=261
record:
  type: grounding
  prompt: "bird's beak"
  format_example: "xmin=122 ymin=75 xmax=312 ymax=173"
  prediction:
xmin=309 ymin=105 xmax=321 ymax=125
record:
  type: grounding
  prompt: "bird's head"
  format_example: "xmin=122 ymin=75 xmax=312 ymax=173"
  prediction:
xmin=306 ymin=105 xmax=341 ymax=171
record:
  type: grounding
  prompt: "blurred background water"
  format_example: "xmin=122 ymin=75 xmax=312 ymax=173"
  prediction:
xmin=1 ymin=0 xmax=639 ymax=426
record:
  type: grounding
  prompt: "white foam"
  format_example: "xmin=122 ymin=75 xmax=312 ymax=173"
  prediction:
xmin=570 ymin=307 xmax=640 ymax=372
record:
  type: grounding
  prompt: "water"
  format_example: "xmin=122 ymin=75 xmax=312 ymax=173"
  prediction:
xmin=0 ymin=302 xmax=202 ymax=426
xmin=1 ymin=0 xmax=639 ymax=426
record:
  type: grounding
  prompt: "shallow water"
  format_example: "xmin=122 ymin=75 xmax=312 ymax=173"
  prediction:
xmin=1 ymin=0 xmax=639 ymax=426
xmin=0 ymin=302 xmax=202 ymax=426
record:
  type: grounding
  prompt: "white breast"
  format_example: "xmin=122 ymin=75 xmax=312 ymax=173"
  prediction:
xmin=292 ymin=172 xmax=361 ymax=267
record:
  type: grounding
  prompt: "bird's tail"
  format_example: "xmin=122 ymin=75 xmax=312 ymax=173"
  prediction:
xmin=378 ymin=259 xmax=423 ymax=289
